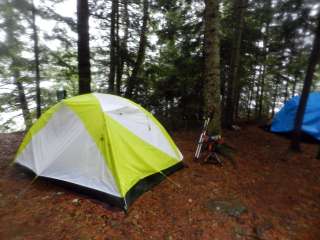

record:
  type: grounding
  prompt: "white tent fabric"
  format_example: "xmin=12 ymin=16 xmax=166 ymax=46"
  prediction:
xmin=15 ymin=93 xmax=183 ymax=208
xmin=16 ymin=105 xmax=120 ymax=196
xmin=94 ymin=93 xmax=182 ymax=159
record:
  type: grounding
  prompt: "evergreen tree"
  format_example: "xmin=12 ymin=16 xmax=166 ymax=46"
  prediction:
xmin=77 ymin=0 xmax=91 ymax=94
xmin=0 ymin=0 xmax=32 ymax=129
xmin=126 ymin=0 xmax=149 ymax=98
xmin=225 ymin=0 xmax=247 ymax=128
xmin=30 ymin=0 xmax=41 ymax=118
xmin=291 ymin=10 xmax=320 ymax=151
xmin=204 ymin=0 xmax=221 ymax=135
xmin=108 ymin=0 xmax=117 ymax=93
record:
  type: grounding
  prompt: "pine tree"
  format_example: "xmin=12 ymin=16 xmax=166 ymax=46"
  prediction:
xmin=30 ymin=0 xmax=41 ymax=118
xmin=291 ymin=10 xmax=320 ymax=151
xmin=225 ymin=0 xmax=247 ymax=128
xmin=1 ymin=0 xmax=32 ymax=129
xmin=126 ymin=0 xmax=149 ymax=98
xmin=204 ymin=0 xmax=221 ymax=135
xmin=108 ymin=0 xmax=117 ymax=93
xmin=77 ymin=0 xmax=91 ymax=94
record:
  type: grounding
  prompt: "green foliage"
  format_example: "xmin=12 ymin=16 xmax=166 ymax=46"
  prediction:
xmin=140 ymin=0 xmax=204 ymax=129
xmin=0 ymin=0 xmax=319 ymax=132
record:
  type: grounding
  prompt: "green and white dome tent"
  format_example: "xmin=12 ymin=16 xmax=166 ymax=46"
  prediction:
xmin=15 ymin=93 xmax=183 ymax=209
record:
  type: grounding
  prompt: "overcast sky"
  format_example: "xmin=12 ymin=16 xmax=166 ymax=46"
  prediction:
xmin=0 ymin=0 xmax=77 ymax=131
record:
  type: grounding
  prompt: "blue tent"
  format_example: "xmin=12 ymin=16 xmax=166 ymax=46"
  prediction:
xmin=271 ymin=92 xmax=320 ymax=141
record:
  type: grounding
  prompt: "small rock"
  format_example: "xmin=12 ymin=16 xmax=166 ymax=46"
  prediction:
xmin=253 ymin=221 xmax=273 ymax=239
xmin=164 ymin=234 xmax=173 ymax=240
xmin=206 ymin=199 xmax=247 ymax=218
xmin=232 ymin=125 xmax=241 ymax=131
xmin=41 ymin=195 xmax=50 ymax=200
xmin=109 ymin=219 xmax=119 ymax=228
xmin=233 ymin=225 xmax=246 ymax=238
xmin=188 ymin=198 xmax=193 ymax=203
xmin=131 ymin=219 xmax=140 ymax=227
xmin=55 ymin=191 xmax=64 ymax=196
xmin=0 ymin=200 xmax=6 ymax=208
xmin=229 ymin=205 xmax=247 ymax=217
xmin=212 ymin=222 xmax=218 ymax=228
xmin=72 ymin=198 xmax=80 ymax=205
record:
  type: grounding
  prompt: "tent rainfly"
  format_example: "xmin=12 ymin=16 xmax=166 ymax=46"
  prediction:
xmin=271 ymin=92 xmax=320 ymax=141
xmin=15 ymin=93 xmax=183 ymax=209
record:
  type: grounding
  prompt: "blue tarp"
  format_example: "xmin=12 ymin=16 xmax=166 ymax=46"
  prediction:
xmin=271 ymin=92 xmax=320 ymax=140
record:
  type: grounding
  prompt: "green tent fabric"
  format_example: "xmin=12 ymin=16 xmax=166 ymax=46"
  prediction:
xmin=15 ymin=93 xmax=183 ymax=209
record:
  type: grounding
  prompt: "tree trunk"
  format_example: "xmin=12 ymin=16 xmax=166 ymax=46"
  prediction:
xmin=291 ymin=12 xmax=320 ymax=151
xmin=115 ymin=0 xmax=128 ymax=95
xmin=284 ymin=78 xmax=289 ymax=102
xmin=271 ymin=79 xmax=279 ymax=118
xmin=247 ymin=82 xmax=254 ymax=120
xmin=225 ymin=0 xmax=247 ymax=128
xmin=258 ymin=0 xmax=272 ymax=119
xmin=31 ymin=0 xmax=41 ymax=118
xmin=234 ymin=86 xmax=241 ymax=120
xmin=108 ymin=0 xmax=118 ymax=93
xmin=14 ymin=70 xmax=32 ymax=129
xmin=247 ymin=67 xmax=256 ymax=120
xmin=292 ymin=74 xmax=297 ymax=97
xmin=117 ymin=1 xmax=130 ymax=94
xmin=254 ymin=64 xmax=262 ymax=117
xmin=125 ymin=0 xmax=149 ymax=98
xmin=77 ymin=0 xmax=91 ymax=94
xmin=204 ymin=0 xmax=221 ymax=136
xmin=258 ymin=65 xmax=266 ymax=118
xmin=4 ymin=0 xmax=32 ymax=129
xmin=115 ymin=1 xmax=120 ymax=95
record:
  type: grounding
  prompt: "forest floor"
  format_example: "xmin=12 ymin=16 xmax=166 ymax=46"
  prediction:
xmin=0 ymin=125 xmax=320 ymax=240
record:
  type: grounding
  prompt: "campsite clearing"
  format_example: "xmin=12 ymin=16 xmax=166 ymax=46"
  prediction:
xmin=0 ymin=125 xmax=320 ymax=240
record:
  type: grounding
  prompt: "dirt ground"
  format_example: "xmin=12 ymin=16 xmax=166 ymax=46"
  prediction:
xmin=0 ymin=125 xmax=320 ymax=240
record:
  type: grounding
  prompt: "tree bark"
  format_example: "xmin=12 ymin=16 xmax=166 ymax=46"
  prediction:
xmin=254 ymin=64 xmax=262 ymax=117
xmin=271 ymin=78 xmax=279 ymax=118
xmin=31 ymin=0 xmax=41 ymax=118
xmin=204 ymin=0 xmax=221 ymax=136
xmin=247 ymin=81 xmax=254 ymax=120
xmin=291 ymin=11 xmax=320 ymax=151
xmin=246 ymin=66 xmax=256 ymax=120
xmin=108 ymin=0 xmax=118 ymax=93
xmin=234 ymin=85 xmax=241 ymax=120
xmin=284 ymin=77 xmax=289 ymax=102
xmin=258 ymin=0 xmax=272 ymax=119
xmin=292 ymin=74 xmax=297 ymax=97
xmin=4 ymin=0 xmax=32 ymax=129
xmin=258 ymin=65 xmax=266 ymax=118
xmin=77 ymin=0 xmax=91 ymax=94
xmin=115 ymin=0 xmax=128 ymax=95
xmin=125 ymin=0 xmax=149 ymax=98
xmin=14 ymin=69 xmax=32 ymax=129
xmin=225 ymin=0 xmax=247 ymax=128
xmin=116 ymin=1 xmax=129 ymax=94
xmin=115 ymin=1 xmax=120 ymax=95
